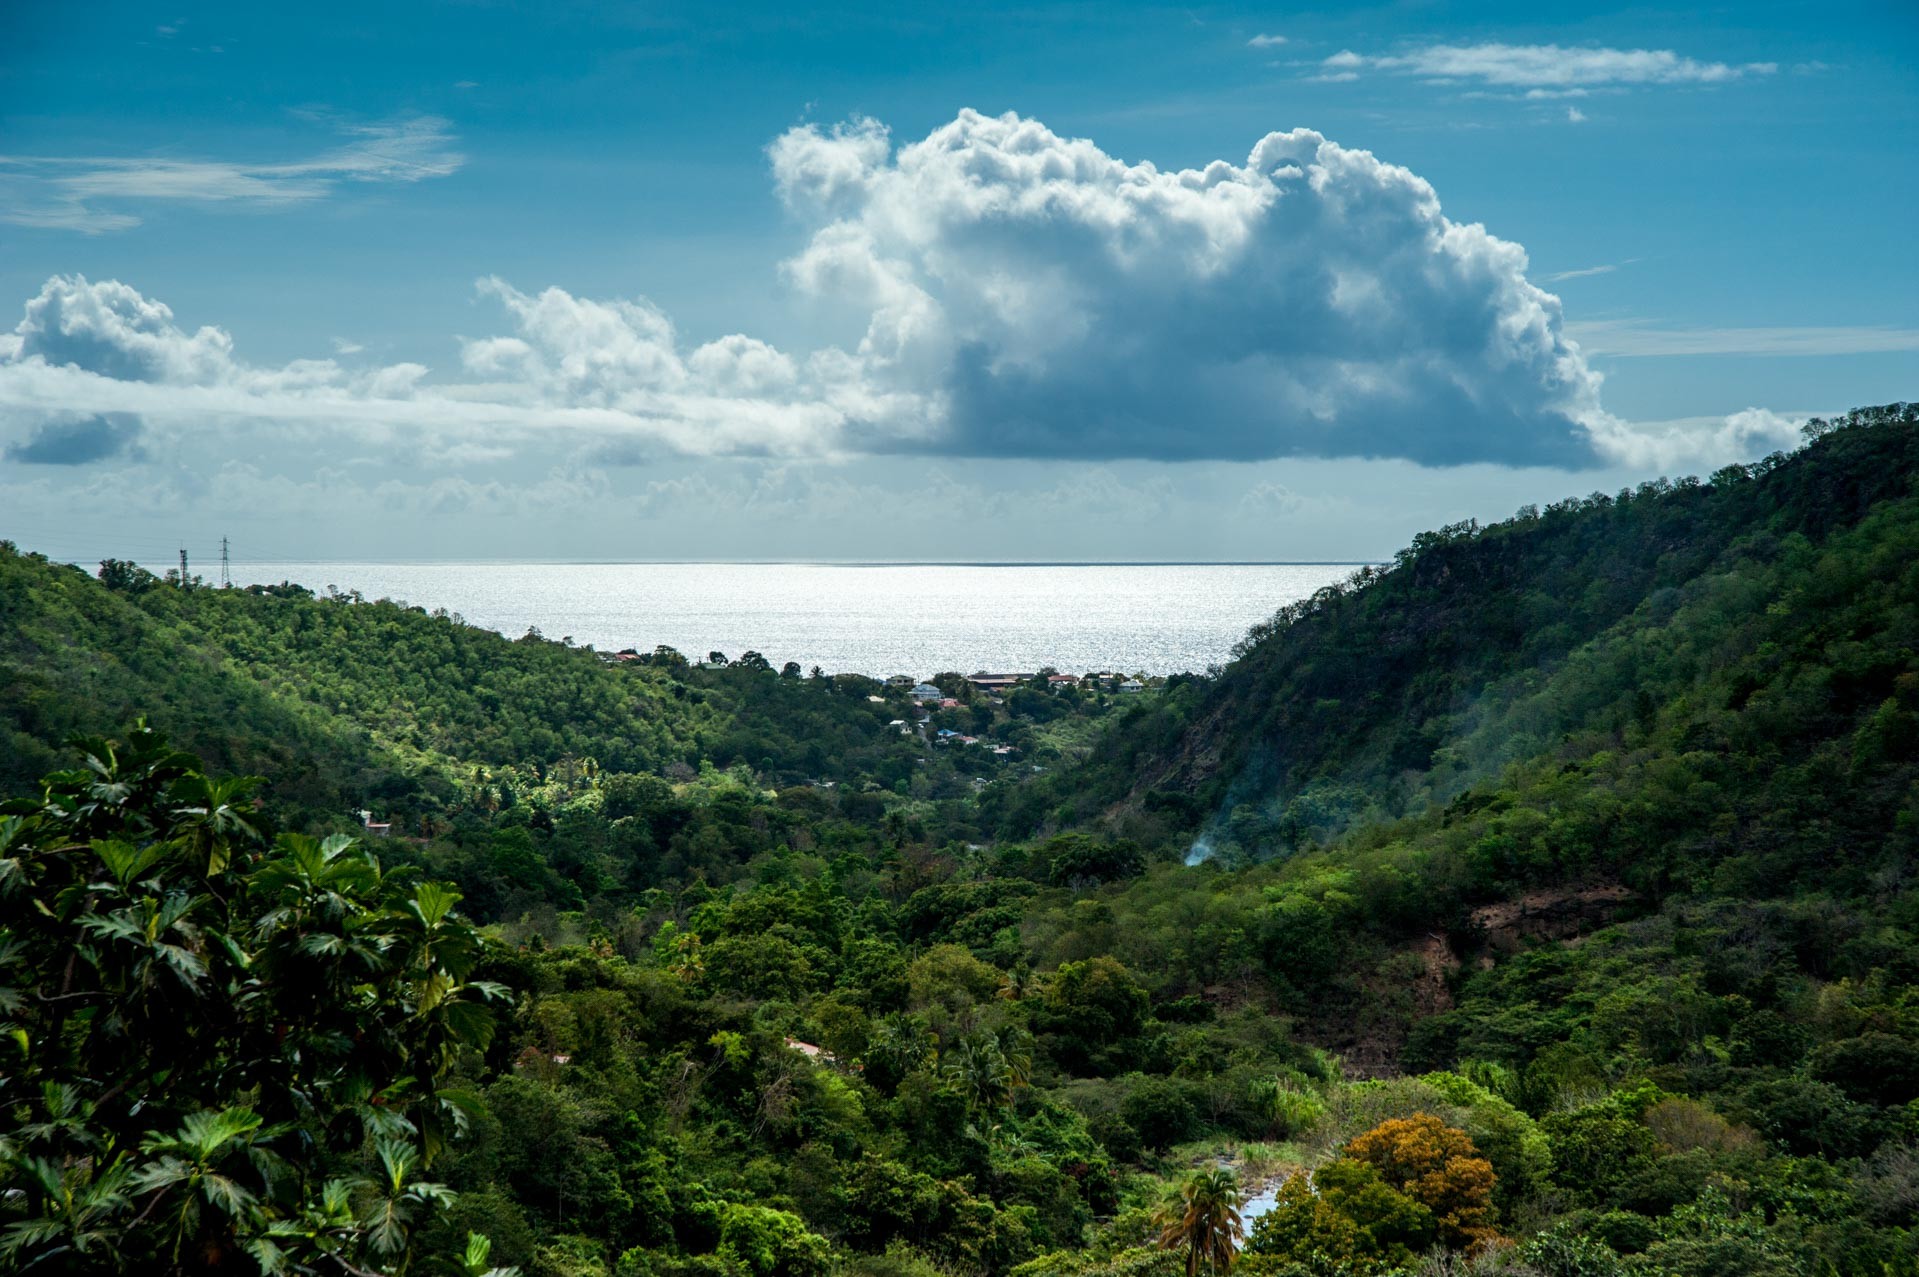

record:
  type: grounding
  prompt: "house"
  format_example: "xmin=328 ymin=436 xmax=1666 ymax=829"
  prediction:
xmin=1118 ymin=679 xmax=1146 ymax=694
xmin=936 ymin=728 xmax=960 ymax=739
xmin=785 ymin=1037 xmax=835 ymax=1064
xmin=1047 ymin=673 xmax=1080 ymax=686
xmin=358 ymin=810 xmax=392 ymax=837
xmin=911 ymin=682 xmax=943 ymax=701
xmin=939 ymin=697 xmax=961 ymax=709
xmin=886 ymin=674 xmax=918 ymax=688
xmin=964 ymin=672 xmax=1033 ymax=693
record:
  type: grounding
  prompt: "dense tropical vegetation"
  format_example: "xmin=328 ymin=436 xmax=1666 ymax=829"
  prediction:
xmin=0 ymin=725 xmax=510 ymax=1275
xmin=2 ymin=403 xmax=1916 ymax=1275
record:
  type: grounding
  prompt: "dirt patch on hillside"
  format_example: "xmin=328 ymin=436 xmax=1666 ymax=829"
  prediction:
xmin=1109 ymin=697 xmax=1233 ymax=821
xmin=1470 ymin=884 xmax=1636 ymax=960
xmin=1413 ymin=931 xmax=1462 ymax=1016
xmin=1332 ymin=932 xmax=1462 ymax=1079
xmin=1322 ymin=884 xmax=1638 ymax=1078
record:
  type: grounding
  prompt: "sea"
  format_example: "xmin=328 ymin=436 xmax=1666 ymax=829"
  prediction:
xmin=224 ymin=561 xmax=1363 ymax=676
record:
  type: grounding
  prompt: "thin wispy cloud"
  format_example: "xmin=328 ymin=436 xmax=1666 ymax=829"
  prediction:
xmin=1547 ymin=261 xmax=1626 ymax=282
xmin=1246 ymin=33 xmax=1287 ymax=49
xmin=1322 ymin=42 xmax=1778 ymax=90
xmin=0 ymin=115 xmax=462 ymax=234
xmin=1569 ymin=320 xmax=1919 ymax=357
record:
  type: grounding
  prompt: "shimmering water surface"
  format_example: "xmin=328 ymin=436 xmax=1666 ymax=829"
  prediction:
xmin=227 ymin=562 xmax=1363 ymax=675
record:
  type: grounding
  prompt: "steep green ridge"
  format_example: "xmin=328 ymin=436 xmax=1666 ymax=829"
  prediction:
xmin=985 ymin=404 xmax=1919 ymax=1043
xmin=1001 ymin=403 xmax=1919 ymax=857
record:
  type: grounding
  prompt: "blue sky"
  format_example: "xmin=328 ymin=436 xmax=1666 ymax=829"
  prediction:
xmin=1 ymin=0 xmax=1914 ymax=563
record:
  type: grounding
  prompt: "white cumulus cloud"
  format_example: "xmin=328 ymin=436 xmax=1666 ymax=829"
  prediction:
xmin=0 ymin=273 xmax=861 ymax=460
xmin=768 ymin=109 xmax=1604 ymax=465
xmin=14 ymin=275 xmax=237 ymax=383
xmin=1583 ymin=408 xmax=1805 ymax=471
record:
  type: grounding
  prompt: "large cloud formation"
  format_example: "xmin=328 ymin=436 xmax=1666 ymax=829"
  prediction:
xmin=3 ymin=110 xmax=1638 ymax=469
xmin=771 ymin=110 xmax=1602 ymax=465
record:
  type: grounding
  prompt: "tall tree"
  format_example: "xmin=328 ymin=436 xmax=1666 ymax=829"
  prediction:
xmin=1155 ymin=1167 xmax=1244 ymax=1276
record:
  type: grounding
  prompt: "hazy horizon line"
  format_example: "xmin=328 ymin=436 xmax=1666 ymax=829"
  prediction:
xmin=124 ymin=557 xmax=1384 ymax=570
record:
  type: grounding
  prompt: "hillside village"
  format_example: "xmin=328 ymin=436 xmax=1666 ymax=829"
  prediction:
xmin=580 ymin=649 xmax=1174 ymax=801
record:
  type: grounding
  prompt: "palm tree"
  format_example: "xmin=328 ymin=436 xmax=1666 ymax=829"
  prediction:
xmin=994 ymin=1024 xmax=1035 ymax=1092
xmin=944 ymin=1031 xmax=1012 ymax=1113
xmin=867 ymin=1013 xmax=932 ymax=1079
xmin=1155 ymin=1167 xmax=1244 ymax=1276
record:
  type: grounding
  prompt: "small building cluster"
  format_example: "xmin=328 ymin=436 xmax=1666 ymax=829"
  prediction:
xmin=883 ymin=670 xmax=1158 ymax=704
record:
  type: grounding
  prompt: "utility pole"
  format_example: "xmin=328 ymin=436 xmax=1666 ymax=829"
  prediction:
xmin=220 ymin=536 xmax=230 ymax=588
xmin=179 ymin=547 xmax=189 ymax=588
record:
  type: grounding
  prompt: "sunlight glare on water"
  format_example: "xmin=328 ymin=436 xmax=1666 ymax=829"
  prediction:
xmin=222 ymin=562 xmax=1362 ymax=675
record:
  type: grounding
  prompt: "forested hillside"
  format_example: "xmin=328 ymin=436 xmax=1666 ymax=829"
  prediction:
xmin=2 ymin=405 xmax=1916 ymax=1277
xmin=998 ymin=401 xmax=1919 ymax=854
xmin=0 ymin=557 xmax=986 ymax=816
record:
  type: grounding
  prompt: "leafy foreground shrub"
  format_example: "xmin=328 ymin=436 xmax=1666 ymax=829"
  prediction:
xmin=0 ymin=725 xmax=512 ymax=1275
